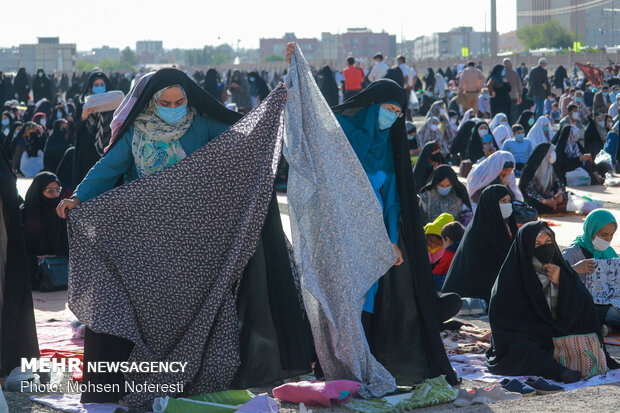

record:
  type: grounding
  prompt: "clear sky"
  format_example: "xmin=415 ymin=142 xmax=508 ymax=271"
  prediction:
xmin=2 ymin=0 xmax=517 ymax=51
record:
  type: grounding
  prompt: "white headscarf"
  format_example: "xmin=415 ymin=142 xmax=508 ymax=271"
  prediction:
xmin=526 ymin=116 xmax=552 ymax=148
xmin=492 ymin=125 xmax=511 ymax=148
xmin=489 ymin=113 xmax=510 ymax=133
xmin=535 ymin=144 xmax=557 ymax=192
xmin=467 ymin=150 xmax=524 ymax=208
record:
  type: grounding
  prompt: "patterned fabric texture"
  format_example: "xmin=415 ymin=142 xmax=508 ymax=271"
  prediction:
xmin=67 ymin=86 xmax=287 ymax=408
xmin=284 ymin=46 xmax=397 ymax=398
xmin=553 ymin=333 xmax=609 ymax=379
xmin=585 ymin=259 xmax=620 ymax=309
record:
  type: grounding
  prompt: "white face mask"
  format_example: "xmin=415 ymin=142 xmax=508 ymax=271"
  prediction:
xmin=478 ymin=128 xmax=488 ymax=137
xmin=499 ymin=203 xmax=513 ymax=219
xmin=430 ymin=124 xmax=439 ymax=131
xmin=572 ymin=112 xmax=580 ymax=120
xmin=592 ymin=236 xmax=611 ymax=251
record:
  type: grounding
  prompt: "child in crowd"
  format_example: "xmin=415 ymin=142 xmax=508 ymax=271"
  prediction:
xmin=406 ymin=121 xmax=420 ymax=156
xmin=501 ymin=124 xmax=533 ymax=176
xmin=424 ymin=213 xmax=454 ymax=267
xmin=432 ymin=221 xmax=465 ymax=290
xmin=478 ymin=88 xmax=491 ymax=119
xmin=549 ymin=102 xmax=561 ymax=124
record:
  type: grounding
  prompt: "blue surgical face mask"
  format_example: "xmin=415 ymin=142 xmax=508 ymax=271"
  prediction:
xmin=378 ymin=107 xmax=398 ymax=130
xmin=437 ymin=186 xmax=452 ymax=196
xmin=603 ymin=92 xmax=608 ymax=97
xmin=91 ymin=84 xmax=106 ymax=94
xmin=1 ymin=119 xmax=9 ymax=126
xmin=528 ymin=118 xmax=535 ymax=126
xmin=57 ymin=111 xmax=63 ymax=119
xmin=515 ymin=133 xmax=525 ymax=142
xmin=501 ymin=70 xmax=506 ymax=77
xmin=482 ymin=93 xmax=489 ymax=99
xmin=576 ymin=97 xmax=582 ymax=102
xmin=157 ymin=103 xmax=187 ymax=125
xmin=592 ymin=88 xmax=598 ymax=94
xmin=542 ymin=125 xmax=549 ymax=132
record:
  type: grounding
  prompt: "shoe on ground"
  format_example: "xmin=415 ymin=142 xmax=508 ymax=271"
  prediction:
xmin=453 ymin=388 xmax=477 ymax=407
xmin=470 ymin=384 xmax=522 ymax=405
xmin=524 ymin=377 xmax=564 ymax=395
xmin=500 ymin=379 xmax=536 ymax=397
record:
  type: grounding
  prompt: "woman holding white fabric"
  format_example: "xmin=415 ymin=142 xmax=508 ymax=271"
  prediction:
xmin=526 ymin=116 xmax=553 ymax=148
xmin=467 ymin=150 xmax=523 ymax=209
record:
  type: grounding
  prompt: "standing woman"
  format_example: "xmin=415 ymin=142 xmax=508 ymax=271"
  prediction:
xmin=72 ymin=72 xmax=115 ymax=186
xmin=317 ymin=66 xmax=339 ymax=107
xmin=57 ymin=67 xmax=312 ymax=406
xmin=332 ymin=78 xmax=458 ymax=388
xmin=0 ymin=146 xmax=39 ymax=378
xmin=486 ymin=65 xmax=512 ymax=119
xmin=13 ymin=68 xmax=31 ymax=103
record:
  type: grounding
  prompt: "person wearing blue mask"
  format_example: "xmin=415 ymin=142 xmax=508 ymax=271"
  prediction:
xmin=593 ymin=85 xmax=611 ymax=114
xmin=419 ymin=164 xmax=472 ymax=225
xmin=332 ymin=78 xmax=460 ymax=388
xmin=501 ymin=124 xmax=533 ymax=174
xmin=73 ymin=72 xmax=117 ymax=186
xmin=486 ymin=64 xmax=511 ymax=120
xmin=57 ymin=60 xmax=315 ymax=405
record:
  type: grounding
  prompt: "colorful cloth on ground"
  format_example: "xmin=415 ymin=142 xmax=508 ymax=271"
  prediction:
xmin=273 ymin=380 xmax=360 ymax=407
xmin=284 ymin=46 xmax=397 ymax=397
xmin=440 ymin=324 xmax=491 ymax=355
xmin=67 ymin=87 xmax=287 ymax=408
xmin=30 ymin=394 xmax=124 ymax=413
xmin=585 ymin=259 xmax=620 ymax=309
xmin=604 ymin=334 xmax=620 ymax=346
xmin=343 ymin=376 xmax=457 ymax=413
xmin=152 ymin=389 xmax=255 ymax=413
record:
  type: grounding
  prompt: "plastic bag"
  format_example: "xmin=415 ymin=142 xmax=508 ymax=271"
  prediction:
xmin=565 ymin=167 xmax=591 ymax=187
xmin=595 ymin=150 xmax=613 ymax=169
xmin=604 ymin=173 xmax=620 ymax=187
xmin=408 ymin=90 xmax=419 ymax=110
xmin=566 ymin=193 xmax=603 ymax=214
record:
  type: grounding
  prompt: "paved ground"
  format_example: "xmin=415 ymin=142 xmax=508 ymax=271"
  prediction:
xmin=7 ymin=147 xmax=620 ymax=412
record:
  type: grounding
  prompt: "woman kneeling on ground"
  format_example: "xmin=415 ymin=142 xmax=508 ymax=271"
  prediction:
xmin=486 ymin=221 xmax=619 ymax=383
xmin=563 ymin=209 xmax=620 ymax=335
xmin=518 ymin=143 xmax=567 ymax=214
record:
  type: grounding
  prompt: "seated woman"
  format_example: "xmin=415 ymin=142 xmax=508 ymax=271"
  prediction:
xmin=412 ymin=140 xmax=442 ymax=191
xmin=467 ymin=121 xmax=499 ymax=163
xmin=491 ymin=124 xmax=511 ymax=149
xmin=525 ymin=116 xmax=553 ymax=148
xmin=442 ymin=185 xmax=517 ymax=304
xmin=12 ymin=122 xmax=44 ymax=177
xmin=584 ymin=113 xmax=609 ymax=157
xmin=516 ymin=110 xmax=535 ymax=136
xmin=424 ymin=101 xmax=454 ymax=158
xmin=518 ymin=143 xmax=567 ymax=214
xmin=489 ymin=113 xmax=510 ymax=135
xmin=487 ymin=221 xmax=619 ymax=383
xmin=450 ymin=120 xmax=475 ymax=162
xmin=554 ymin=125 xmax=605 ymax=185
xmin=467 ymin=150 xmax=523 ymax=209
xmin=416 ymin=116 xmax=446 ymax=156
xmin=562 ymin=209 xmax=620 ymax=334
xmin=419 ymin=165 xmax=472 ymax=225
xmin=21 ymin=172 xmax=68 ymax=288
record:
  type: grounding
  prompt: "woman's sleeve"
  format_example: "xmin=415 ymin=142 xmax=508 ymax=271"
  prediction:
xmin=382 ymin=173 xmax=401 ymax=244
xmin=73 ymin=131 xmax=133 ymax=203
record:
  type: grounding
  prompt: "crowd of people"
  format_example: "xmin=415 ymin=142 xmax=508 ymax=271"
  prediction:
xmin=0 ymin=43 xmax=619 ymax=409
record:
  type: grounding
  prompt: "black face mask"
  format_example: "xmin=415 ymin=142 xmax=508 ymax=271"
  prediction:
xmin=534 ymin=243 xmax=555 ymax=264
xmin=430 ymin=152 xmax=442 ymax=162
xmin=41 ymin=195 xmax=60 ymax=209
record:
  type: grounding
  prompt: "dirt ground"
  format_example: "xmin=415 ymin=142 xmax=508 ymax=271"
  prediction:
xmin=7 ymin=151 xmax=620 ymax=412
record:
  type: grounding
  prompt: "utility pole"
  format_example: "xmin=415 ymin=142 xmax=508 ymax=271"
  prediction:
xmin=491 ymin=0 xmax=498 ymax=58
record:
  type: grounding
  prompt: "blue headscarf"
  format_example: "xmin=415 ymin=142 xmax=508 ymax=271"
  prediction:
xmin=335 ymin=102 xmax=400 ymax=175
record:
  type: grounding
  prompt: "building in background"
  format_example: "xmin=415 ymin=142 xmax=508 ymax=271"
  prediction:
xmin=136 ymin=40 xmax=165 ymax=63
xmin=80 ymin=45 xmax=121 ymax=64
xmin=341 ymin=28 xmax=397 ymax=63
xmin=319 ymin=32 xmax=343 ymax=61
xmin=259 ymin=33 xmax=319 ymax=61
xmin=499 ymin=30 xmax=524 ymax=53
xmin=19 ymin=37 xmax=76 ymax=73
xmin=517 ymin=0 xmax=620 ymax=47
xmin=0 ymin=47 xmax=20 ymax=72
xmin=412 ymin=27 xmax=491 ymax=60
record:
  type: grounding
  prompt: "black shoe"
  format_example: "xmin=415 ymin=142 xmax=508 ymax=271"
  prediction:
xmin=524 ymin=377 xmax=564 ymax=395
